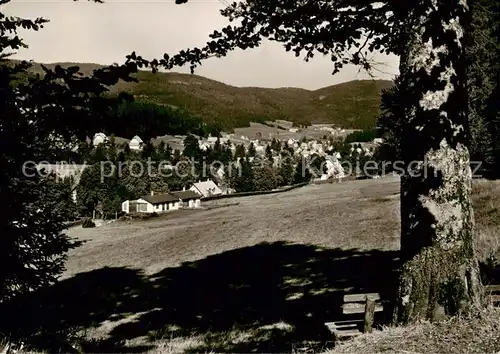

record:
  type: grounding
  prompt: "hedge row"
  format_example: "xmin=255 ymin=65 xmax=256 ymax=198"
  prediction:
xmin=202 ymin=182 xmax=310 ymax=202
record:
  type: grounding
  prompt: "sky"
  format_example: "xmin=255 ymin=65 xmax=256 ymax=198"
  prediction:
xmin=4 ymin=0 xmax=399 ymax=90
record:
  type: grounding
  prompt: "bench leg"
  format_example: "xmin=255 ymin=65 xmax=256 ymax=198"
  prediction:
xmin=363 ymin=297 xmax=376 ymax=333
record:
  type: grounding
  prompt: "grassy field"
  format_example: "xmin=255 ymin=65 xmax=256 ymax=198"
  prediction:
xmin=7 ymin=176 xmax=500 ymax=353
xmin=232 ymin=122 xmax=360 ymax=141
xmin=24 ymin=62 xmax=392 ymax=131
xmin=63 ymin=176 xmax=401 ymax=278
xmin=7 ymin=176 xmax=397 ymax=353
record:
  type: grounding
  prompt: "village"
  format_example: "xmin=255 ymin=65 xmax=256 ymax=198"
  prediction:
xmin=90 ymin=121 xmax=376 ymax=158
xmin=37 ymin=120 xmax=384 ymax=221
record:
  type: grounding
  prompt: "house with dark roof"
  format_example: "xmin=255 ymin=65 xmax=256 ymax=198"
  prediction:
xmin=170 ymin=190 xmax=202 ymax=208
xmin=121 ymin=189 xmax=201 ymax=214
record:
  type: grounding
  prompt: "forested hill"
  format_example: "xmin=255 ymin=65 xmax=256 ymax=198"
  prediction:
xmin=26 ymin=61 xmax=392 ymax=130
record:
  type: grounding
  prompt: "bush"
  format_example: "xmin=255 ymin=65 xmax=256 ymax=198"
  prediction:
xmin=344 ymin=129 xmax=377 ymax=143
xmin=119 ymin=214 xmax=132 ymax=221
xmin=127 ymin=212 xmax=159 ymax=220
xmin=81 ymin=218 xmax=95 ymax=228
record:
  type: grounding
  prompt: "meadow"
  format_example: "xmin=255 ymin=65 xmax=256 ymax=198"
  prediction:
xmin=64 ymin=176 xmax=401 ymax=278
xmin=39 ymin=176 xmax=401 ymax=352
xmin=6 ymin=175 xmax=500 ymax=353
xmin=232 ymin=122 xmax=360 ymax=142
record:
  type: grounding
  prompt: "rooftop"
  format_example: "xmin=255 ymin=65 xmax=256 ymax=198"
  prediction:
xmin=141 ymin=193 xmax=178 ymax=204
xmin=140 ymin=189 xmax=201 ymax=204
xmin=170 ymin=190 xmax=201 ymax=200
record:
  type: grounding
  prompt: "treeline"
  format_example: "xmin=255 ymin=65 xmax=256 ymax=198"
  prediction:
xmin=107 ymin=101 xmax=206 ymax=138
xmin=102 ymin=101 xmax=296 ymax=139
xmin=343 ymin=129 xmax=378 ymax=144
xmin=99 ymin=100 xmax=225 ymax=140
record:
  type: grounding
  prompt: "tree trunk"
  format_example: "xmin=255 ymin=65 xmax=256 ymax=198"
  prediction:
xmin=394 ymin=0 xmax=483 ymax=324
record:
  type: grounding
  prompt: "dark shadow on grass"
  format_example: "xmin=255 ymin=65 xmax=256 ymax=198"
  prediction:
xmin=0 ymin=242 xmax=399 ymax=353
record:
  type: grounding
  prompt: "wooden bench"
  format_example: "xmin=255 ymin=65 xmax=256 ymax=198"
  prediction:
xmin=325 ymin=292 xmax=383 ymax=339
xmin=325 ymin=286 xmax=500 ymax=339
xmin=485 ymin=284 xmax=500 ymax=305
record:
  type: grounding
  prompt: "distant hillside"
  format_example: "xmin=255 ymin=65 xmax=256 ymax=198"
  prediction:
xmin=25 ymin=61 xmax=393 ymax=130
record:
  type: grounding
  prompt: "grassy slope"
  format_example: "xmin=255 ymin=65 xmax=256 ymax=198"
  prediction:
xmin=63 ymin=177 xmax=401 ymax=277
xmin=26 ymin=62 xmax=392 ymax=130
xmin=329 ymin=179 xmax=500 ymax=354
xmin=58 ymin=178 xmax=401 ymax=352
xmin=328 ymin=308 xmax=500 ymax=354
xmin=5 ymin=177 xmax=500 ymax=353
xmin=62 ymin=177 xmax=500 ymax=354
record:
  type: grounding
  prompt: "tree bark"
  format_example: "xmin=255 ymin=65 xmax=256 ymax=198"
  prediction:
xmin=394 ymin=0 xmax=483 ymax=324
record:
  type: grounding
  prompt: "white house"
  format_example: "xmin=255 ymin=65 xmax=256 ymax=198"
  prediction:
xmin=255 ymin=145 xmax=265 ymax=155
xmin=190 ymin=179 xmax=223 ymax=198
xmin=207 ymin=135 xmax=218 ymax=145
xmin=122 ymin=190 xmax=201 ymax=214
xmin=93 ymin=133 xmax=108 ymax=147
xmin=129 ymin=135 xmax=144 ymax=151
xmin=199 ymin=141 xmax=210 ymax=151
xmin=324 ymin=155 xmax=345 ymax=178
